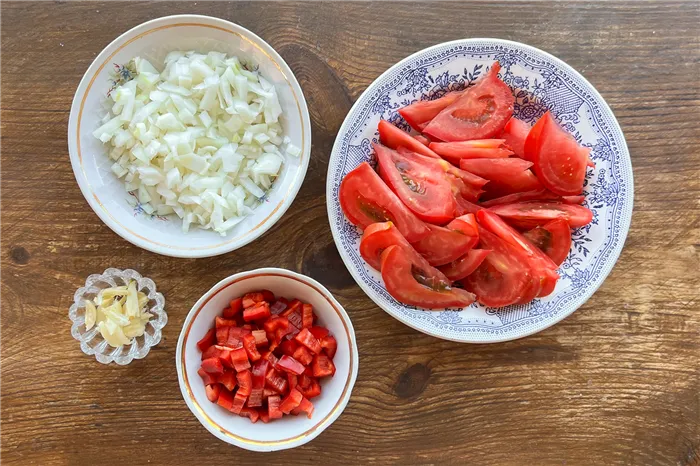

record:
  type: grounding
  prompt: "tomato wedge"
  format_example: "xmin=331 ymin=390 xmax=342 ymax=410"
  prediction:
xmin=487 ymin=201 xmax=593 ymax=229
xmin=462 ymin=228 xmax=535 ymax=307
xmin=500 ymin=117 xmax=530 ymax=159
xmin=459 ymin=158 xmax=543 ymax=198
xmin=454 ymin=196 xmax=483 ymax=215
xmin=423 ymin=62 xmax=514 ymax=142
xmin=412 ymin=223 xmax=479 ymax=266
xmin=414 ymin=135 xmax=431 ymax=146
xmin=523 ymin=219 xmax=572 ymax=266
xmin=380 ymin=245 xmax=476 ymax=309
xmin=477 ymin=210 xmax=559 ymax=298
xmin=429 ymin=139 xmax=514 ymax=164
xmin=374 ymin=143 xmax=456 ymax=224
xmin=377 ymin=120 xmax=440 ymax=159
xmin=439 ymin=249 xmax=491 ymax=281
xmin=339 ymin=162 xmax=430 ymax=242
xmin=398 ymin=89 xmax=466 ymax=132
xmin=526 ymin=111 xmax=588 ymax=195
xmin=359 ymin=222 xmax=449 ymax=282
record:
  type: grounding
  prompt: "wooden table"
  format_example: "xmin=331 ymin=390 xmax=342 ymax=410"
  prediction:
xmin=2 ymin=1 xmax=699 ymax=464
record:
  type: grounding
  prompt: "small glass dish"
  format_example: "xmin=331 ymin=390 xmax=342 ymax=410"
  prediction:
xmin=69 ymin=268 xmax=167 ymax=365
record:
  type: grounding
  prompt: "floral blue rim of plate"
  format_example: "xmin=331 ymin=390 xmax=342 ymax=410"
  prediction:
xmin=326 ymin=38 xmax=633 ymax=343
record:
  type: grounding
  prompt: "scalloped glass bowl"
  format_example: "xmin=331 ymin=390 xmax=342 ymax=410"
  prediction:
xmin=69 ymin=268 xmax=167 ymax=365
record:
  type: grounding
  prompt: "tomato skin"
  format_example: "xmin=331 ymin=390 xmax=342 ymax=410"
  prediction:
xmin=414 ymin=135 xmax=431 ymax=146
xmin=462 ymin=228 xmax=534 ymax=307
xmin=412 ymin=223 xmax=479 ymax=266
xmin=375 ymin=143 xmax=456 ymax=224
xmin=395 ymin=146 xmax=488 ymax=189
xmin=377 ymin=120 xmax=440 ymax=159
xmin=523 ymin=112 xmax=548 ymax=162
xmin=523 ymin=219 xmax=572 ymax=266
xmin=529 ymin=112 xmax=588 ymax=195
xmin=429 ymin=139 xmax=514 ymax=164
xmin=439 ymin=248 xmax=491 ymax=281
xmin=454 ymin=196 xmax=483 ymax=216
xmin=500 ymin=117 xmax=530 ymax=159
xmin=399 ymin=89 xmax=466 ymax=131
xmin=459 ymin=158 xmax=543 ymax=199
xmin=424 ymin=62 xmax=514 ymax=142
xmin=380 ymin=245 xmax=476 ymax=309
xmin=487 ymin=201 xmax=593 ymax=229
xmin=359 ymin=222 xmax=449 ymax=283
xmin=339 ymin=162 xmax=430 ymax=242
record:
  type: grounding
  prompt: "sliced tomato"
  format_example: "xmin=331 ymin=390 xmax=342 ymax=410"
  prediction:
xmin=480 ymin=189 xmax=558 ymax=207
xmin=412 ymin=223 xmax=479 ymax=266
xmin=377 ymin=120 xmax=440 ymax=159
xmin=454 ymin=196 xmax=483 ymax=215
xmin=447 ymin=213 xmax=478 ymax=236
xmin=375 ymin=143 xmax=456 ymax=224
xmin=562 ymin=195 xmax=585 ymax=204
xmin=477 ymin=210 xmax=559 ymax=298
xmin=429 ymin=139 xmax=513 ymax=164
xmin=359 ymin=222 xmax=449 ymax=283
xmin=399 ymin=89 xmax=466 ymax=131
xmin=380 ymin=245 xmax=476 ymax=309
xmin=487 ymin=201 xmax=593 ymax=229
xmin=395 ymin=146 xmax=489 ymax=189
xmin=339 ymin=162 xmax=430 ymax=242
xmin=500 ymin=117 xmax=530 ymax=159
xmin=414 ymin=135 xmax=431 ymax=146
xmin=523 ymin=219 xmax=572 ymax=266
xmin=423 ymin=62 xmax=514 ymax=142
xmin=527 ymin=111 xmax=588 ymax=195
xmin=462 ymin=228 xmax=535 ymax=307
xmin=459 ymin=158 xmax=543 ymax=198
xmin=438 ymin=249 xmax=491 ymax=281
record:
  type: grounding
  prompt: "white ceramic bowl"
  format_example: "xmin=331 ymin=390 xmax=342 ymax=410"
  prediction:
xmin=327 ymin=39 xmax=633 ymax=343
xmin=68 ymin=15 xmax=311 ymax=258
xmin=176 ymin=268 xmax=358 ymax=451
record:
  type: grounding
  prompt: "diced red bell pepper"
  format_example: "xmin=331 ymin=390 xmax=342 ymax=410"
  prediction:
xmin=196 ymin=328 xmax=216 ymax=352
xmin=290 ymin=397 xmax=315 ymax=419
xmin=268 ymin=395 xmax=283 ymax=419
xmin=302 ymin=304 xmax=314 ymax=328
xmin=248 ymin=359 xmax=269 ymax=407
xmin=201 ymin=345 xmax=222 ymax=361
xmin=320 ymin=335 xmax=337 ymax=359
xmin=213 ymin=345 xmax=233 ymax=369
xmin=242 ymin=292 xmax=265 ymax=309
xmin=228 ymin=326 xmax=252 ymax=338
xmin=262 ymin=351 xmax=279 ymax=367
xmin=297 ymin=378 xmax=321 ymax=399
xmin=242 ymin=334 xmax=262 ymax=362
xmin=270 ymin=299 xmax=288 ymax=315
xmin=198 ymin=368 xmax=217 ymax=385
xmin=216 ymin=326 xmax=230 ymax=345
xmin=263 ymin=316 xmax=289 ymax=333
xmin=312 ymin=354 xmax=335 ymax=378
xmin=216 ymin=388 xmax=234 ymax=411
xmin=225 ymin=334 xmax=242 ymax=349
xmin=279 ymin=388 xmax=303 ymax=414
xmin=263 ymin=388 xmax=278 ymax=399
xmin=265 ymin=368 xmax=288 ymax=394
xmin=275 ymin=321 xmax=299 ymax=343
xmin=205 ymin=384 xmax=221 ymax=403
xmin=295 ymin=328 xmax=322 ymax=354
xmin=259 ymin=410 xmax=270 ymax=423
xmin=276 ymin=355 xmax=306 ymax=375
xmin=252 ymin=329 xmax=268 ymax=346
xmin=286 ymin=309 xmax=303 ymax=330
xmin=303 ymin=366 xmax=314 ymax=377
xmin=216 ymin=316 xmax=237 ymax=328
xmin=309 ymin=326 xmax=329 ymax=340
xmin=260 ymin=290 xmax=275 ymax=303
xmin=243 ymin=302 xmax=271 ymax=322
xmin=239 ymin=407 xmax=259 ymax=423
xmin=287 ymin=373 xmax=298 ymax=390
xmin=201 ymin=357 xmax=224 ymax=374
xmin=282 ymin=299 xmax=303 ymax=317
xmin=278 ymin=339 xmax=299 ymax=356
xmin=293 ymin=345 xmax=314 ymax=366
xmin=229 ymin=391 xmax=247 ymax=415
xmin=229 ymin=347 xmax=251 ymax=372
xmin=223 ymin=297 xmax=243 ymax=318
xmin=297 ymin=374 xmax=312 ymax=390
xmin=236 ymin=369 xmax=253 ymax=397
xmin=217 ymin=371 xmax=237 ymax=391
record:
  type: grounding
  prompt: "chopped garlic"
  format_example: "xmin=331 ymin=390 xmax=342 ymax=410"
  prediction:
xmin=86 ymin=281 xmax=153 ymax=347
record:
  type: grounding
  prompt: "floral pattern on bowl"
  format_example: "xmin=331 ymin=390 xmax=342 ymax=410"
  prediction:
xmin=69 ymin=268 xmax=167 ymax=364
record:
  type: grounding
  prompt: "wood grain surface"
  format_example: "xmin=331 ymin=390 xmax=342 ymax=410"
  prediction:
xmin=2 ymin=1 xmax=699 ymax=465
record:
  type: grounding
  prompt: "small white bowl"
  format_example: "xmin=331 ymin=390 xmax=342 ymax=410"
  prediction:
xmin=69 ymin=268 xmax=167 ymax=365
xmin=176 ymin=268 xmax=358 ymax=451
xmin=68 ymin=15 xmax=311 ymax=258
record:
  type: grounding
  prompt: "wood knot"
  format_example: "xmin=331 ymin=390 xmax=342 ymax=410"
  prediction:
xmin=10 ymin=246 xmax=30 ymax=265
xmin=394 ymin=363 xmax=430 ymax=398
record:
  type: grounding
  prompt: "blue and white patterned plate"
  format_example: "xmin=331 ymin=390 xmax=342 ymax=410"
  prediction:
xmin=326 ymin=39 xmax=633 ymax=343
